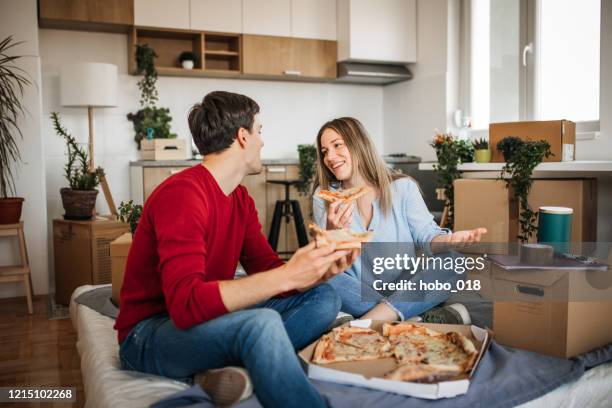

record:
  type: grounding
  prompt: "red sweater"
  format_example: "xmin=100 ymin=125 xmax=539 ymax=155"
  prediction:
xmin=114 ymin=164 xmax=284 ymax=343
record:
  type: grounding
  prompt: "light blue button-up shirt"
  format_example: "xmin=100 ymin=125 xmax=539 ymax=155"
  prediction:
xmin=313 ymin=177 xmax=449 ymax=280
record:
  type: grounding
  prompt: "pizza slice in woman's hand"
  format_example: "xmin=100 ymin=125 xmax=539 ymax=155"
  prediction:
xmin=308 ymin=223 xmax=373 ymax=250
xmin=316 ymin=186 xmax=372 ymax=203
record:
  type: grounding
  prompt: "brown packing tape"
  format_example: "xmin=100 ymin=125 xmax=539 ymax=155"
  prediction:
xmin=519 ymin=244 xmax=554 ymax=265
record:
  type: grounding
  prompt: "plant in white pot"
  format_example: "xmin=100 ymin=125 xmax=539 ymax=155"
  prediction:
xmin=179 ymin=51 xmax=196 ymax=70
xmin=0 ymin=36 xmax=32 ymax=224
xmin=51 ymin=112 xmax=103 ymax=220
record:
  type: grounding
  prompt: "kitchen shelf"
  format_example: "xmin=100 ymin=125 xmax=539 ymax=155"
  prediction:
xmin=128 ymin=26 xmax=241 ymax=76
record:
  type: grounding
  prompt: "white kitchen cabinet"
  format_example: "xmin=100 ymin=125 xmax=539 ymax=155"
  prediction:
xmin=291 ymin=0 xmax=336 ymax=40
xmin=134 ymin=0 xmax=190 ymax=29
xmin=337 ymin=0 xmax=416 ymax=63
xmin=242 ymin=0 xmax=291 ymax=37
xmin=190 ymin=0 xmax=242 ymax=33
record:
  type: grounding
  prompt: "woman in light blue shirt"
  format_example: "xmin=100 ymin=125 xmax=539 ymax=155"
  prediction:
xmin=313 ymin=117 xmax=486 ymax=322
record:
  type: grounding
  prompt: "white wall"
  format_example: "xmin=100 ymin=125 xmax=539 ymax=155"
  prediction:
xmin=0 ymin=0 xmax=48 ymax=299
xmin=383 ymin=0 xmax=455 ymax=160
xmin=37 ymin=29 xmax=383 ymax=295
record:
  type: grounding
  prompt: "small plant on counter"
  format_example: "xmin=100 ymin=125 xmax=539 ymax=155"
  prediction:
xmin=179 ymin=51 xmax=196 ymax=69
xmin=118 ymin=200 xmax=143 ymax=235
xmin=52 ymin=112 xmax=104 ymax=219
xmin=297 ymin=144 xmax=317 ymax=196
xmin=429 ymin=132 xmax=474 ymax=229
xmin=498 ymin=136 xmax=553 ymax=242
xmin=127 ymin=43 xmax=177 ymax=149
xmin=472 ymin=138 xmax=489 ymax=150
xmin=472 ymin=138 xmax=491 ymax=163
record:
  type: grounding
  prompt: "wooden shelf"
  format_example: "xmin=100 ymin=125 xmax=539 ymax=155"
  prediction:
xmin=205 ymin=50 xmax=239 ymax=56
xmin=156 ymin=67 xmax=241 ymax=78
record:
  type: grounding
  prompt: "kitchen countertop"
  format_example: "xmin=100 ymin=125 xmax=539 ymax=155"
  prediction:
xmin=131 ymin=156 xmax=423 ymax=167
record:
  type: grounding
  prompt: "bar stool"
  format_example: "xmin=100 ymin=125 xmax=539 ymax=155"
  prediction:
xmin=0 ymin=222 xmax=34 ymax=314
xmin=266 ymin=180 xmax=309 ymax=254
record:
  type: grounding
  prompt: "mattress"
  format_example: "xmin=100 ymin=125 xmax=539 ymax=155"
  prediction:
xmin=70 ymin=285 xmax=612 ymax=408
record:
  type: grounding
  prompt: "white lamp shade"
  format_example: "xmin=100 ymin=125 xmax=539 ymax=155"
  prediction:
xmin=60 ymin=63 xmax=118 ymax=107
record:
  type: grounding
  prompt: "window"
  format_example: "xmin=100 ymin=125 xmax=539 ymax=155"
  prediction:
xmin=466 ymin=0 xmax=601 ymax=131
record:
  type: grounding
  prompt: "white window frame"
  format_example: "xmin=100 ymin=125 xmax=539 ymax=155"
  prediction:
xmin=460 ymin=0 xmax=601 ymax=140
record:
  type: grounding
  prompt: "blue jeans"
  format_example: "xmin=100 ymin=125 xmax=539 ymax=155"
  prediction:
xmin=119 ymin=283 xmax=341 ymax=408
xmin=329 ymin=252 xmax=461 ymax=320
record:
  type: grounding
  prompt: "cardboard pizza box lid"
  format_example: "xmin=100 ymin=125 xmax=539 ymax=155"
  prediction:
xmin=298 ymin=319 xmax=492 ymax=400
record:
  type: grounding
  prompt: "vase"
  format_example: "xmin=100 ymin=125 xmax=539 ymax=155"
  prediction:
xmin=60 ymin=188 xmax=98 ymax=220
xmin=182 ymin=60 xmax=194 ymax=70
xmin=474 ymin=149 xmax=491 ymax=163
xmin=0 ymin=197 xmax=24 ymax=224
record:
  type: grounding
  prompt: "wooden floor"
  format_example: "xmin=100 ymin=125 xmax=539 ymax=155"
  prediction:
xmin=0 ymin=295 xmax=84 ymax=407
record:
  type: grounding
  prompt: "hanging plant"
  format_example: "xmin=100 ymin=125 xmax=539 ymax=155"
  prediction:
xmin=498 ymin=137 xmax=553 ymax=242
xmin=127 ymin=43 xmax=176 ymax=149
xmin=430 ymin=132 xmax=474 ymax=229
xmin=297 ymin=144 xmax=317 ymax=196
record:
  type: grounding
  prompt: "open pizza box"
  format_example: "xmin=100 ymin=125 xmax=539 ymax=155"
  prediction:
xmin=298 ymin=319 xmax=492 ymax=400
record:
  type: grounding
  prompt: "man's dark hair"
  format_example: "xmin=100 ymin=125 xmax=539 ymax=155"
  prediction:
xmin=188 ymin=91 xmax=260 ymax=155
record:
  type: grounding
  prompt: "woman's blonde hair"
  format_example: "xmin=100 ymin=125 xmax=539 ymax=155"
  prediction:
xmin=313 ymin=117 xmax=405 ymax=215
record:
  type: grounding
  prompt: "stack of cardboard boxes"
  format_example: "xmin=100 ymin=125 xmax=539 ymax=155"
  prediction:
xmin=454 ymin=120 xmax=611 ymax=358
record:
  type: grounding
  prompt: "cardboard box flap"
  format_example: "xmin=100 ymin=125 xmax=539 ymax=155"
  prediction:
xmin=110 ymin=232 xmax=132 ymax=256
xmin=492 ymin=267 xmax=568 ymax=287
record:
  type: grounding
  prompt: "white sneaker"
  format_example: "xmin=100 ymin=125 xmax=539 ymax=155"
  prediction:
xmin=194 ymin=366 xmax=253 ymax=407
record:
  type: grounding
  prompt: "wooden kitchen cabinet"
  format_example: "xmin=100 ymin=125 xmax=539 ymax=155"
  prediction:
xmin=242 ymin=35 xmax=337 ymax=80
xmin=134 ymin=0 xmax=190 ymax=29
xmin=38 ymin=0 xmax=133 ymax=32
xmin=142 ymin=167 xmax=187 ymax=200
xmin=242 ymin=0 xmax=291 ymax=37
xmin=190 ymin=0 xmax=241 ymax=33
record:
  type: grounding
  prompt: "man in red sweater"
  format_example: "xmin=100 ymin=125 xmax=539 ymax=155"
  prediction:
xmin=115 ymin=91 xmax=358 ymax=407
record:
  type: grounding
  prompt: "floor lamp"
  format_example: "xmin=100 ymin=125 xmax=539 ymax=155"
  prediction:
xmin=60 ymin=62 xmax=119 ymax=217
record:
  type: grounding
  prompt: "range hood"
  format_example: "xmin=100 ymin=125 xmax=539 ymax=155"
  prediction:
xmin=335 ymin=62 xmax=413 ymax=85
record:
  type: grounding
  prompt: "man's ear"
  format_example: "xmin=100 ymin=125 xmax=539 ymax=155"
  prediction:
xmin=236 ymin=127 xmax=248 ymax=149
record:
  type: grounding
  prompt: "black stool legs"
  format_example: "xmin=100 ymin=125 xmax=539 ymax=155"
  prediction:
xmin=267 ymin=180 xmax=309 ymax=253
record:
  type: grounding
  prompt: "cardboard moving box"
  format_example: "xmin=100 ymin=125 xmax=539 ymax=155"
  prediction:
xmin=491 ymin=263 xmax=612 ymax=358
xmin=454 ymin=179 xmax=597 ymax=243
xmin=54 ymin=218 xmax=129 ymax=305
xmin=489 ymin=120 xmax=575 ymax=162
xmin=110 ymin=232 xmax=132 ymax=306
xmin=299 ymin=320 xmax=491 ymax=399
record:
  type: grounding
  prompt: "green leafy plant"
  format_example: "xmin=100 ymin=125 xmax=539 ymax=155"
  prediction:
xmin=297 ymin=144 xmax=317 ymax=195
xmin=472 ymin=137 xmax=489 ymax=150
xmin=496 ymin=136 xmax=523 ymax=162
xmin=51 ymin=112 xmax=102 ymax=190
xmin=127 ymin=43 xmax=176 ymax=149
xmin=430 ymin=132 xmax=474 ymax=229
xmin=498 ymin=137 xmax=553 ymax=242
xmin=118 ymin=200 xmax=143 ymax=234
xmin=179 ymin=51 xmax=196 ymax=63
xmin=0 ymin=36 xmax=31 ymax=198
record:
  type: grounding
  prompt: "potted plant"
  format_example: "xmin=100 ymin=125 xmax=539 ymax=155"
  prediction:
xmin=498 ymin=136 xmax=553 ymax=242
xmin=127 ymin=44 xmax=181 ymax=159
xmin=429 ymin=132 xmax=474 ymax=229
xmin=297 ymin=144 xmax=317 ymax=196
xmin=0 ymin=36 xmax=31 ymax=224
xmin=51 ymin=112 xmax=103 ymax=220
xmin=472 ymin=138 xmax=491 ymax=163
xmin=118 ymin=200 xmax=143 ymax=235
xmin=179 ymin=51 xmax=196 ymax=70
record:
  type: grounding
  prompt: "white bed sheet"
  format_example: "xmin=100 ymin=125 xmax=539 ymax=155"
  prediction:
xmin=70 ymin=285 xmax=612 ymax=408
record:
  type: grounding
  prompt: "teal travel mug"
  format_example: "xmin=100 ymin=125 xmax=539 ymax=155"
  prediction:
xmin=537 ymin=206 xmax=573 ymax=253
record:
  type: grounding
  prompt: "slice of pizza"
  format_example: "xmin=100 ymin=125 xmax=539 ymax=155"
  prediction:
xmin=309 ymin=223 xmax=373 ymax=250
xmin=383 ymin=323 xmax=479 ymax=373
xmin=316 ymin=186 xmax=372 ymax=203
xmin=312 ymin=326 xmax=391 ymax=364
xmin=384 ymin=363 xmax=463 ymax=383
